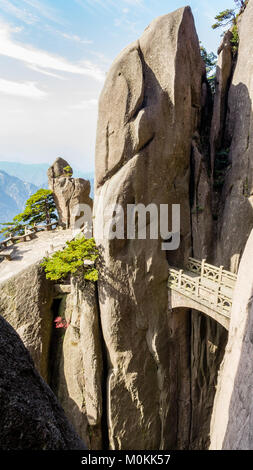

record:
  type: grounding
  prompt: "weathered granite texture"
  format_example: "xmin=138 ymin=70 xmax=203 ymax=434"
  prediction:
xmin=48 ymin=157 xmax=93 ymax=228
xmin=0 ymin=315 xmax=86 ymax=450
xmin=0 ymin=263 xmax=53 ymax=381
xmin=94 ymin=7 xmax=204 ymax=449
xmin=210 ymin=229 xmax=253 ymax=449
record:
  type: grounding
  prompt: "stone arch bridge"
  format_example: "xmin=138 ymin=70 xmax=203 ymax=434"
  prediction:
xmin=168 ymin=258 xmax=237 ymax=330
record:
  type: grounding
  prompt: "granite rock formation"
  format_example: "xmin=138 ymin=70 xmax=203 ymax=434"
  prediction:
xmin=0 ymin=1 xmax=253 ymax=452
xmin=213 ymin=0 xmax=253 ymax=270
xmin=0 ymin=263 xmax=53 ymax=382
xmin=210 ymin=229 xmax=253 ymax=449
xmin=48 ymin=157 xmax=93 ymax=229
xmin=94 ymin=7 xmax=204 ymax=449
xmin=0 ymin=315 xmax=86 ymax=450
xmin=0 ymin=261 xmax=103 ymax=449
xmin=50 ymin=277 xmax=104 ymax=449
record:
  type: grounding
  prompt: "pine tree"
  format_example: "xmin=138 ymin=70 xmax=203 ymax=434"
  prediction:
xmin=14 ymin=189 xmax=57 ymax=227
xmin=212 ymin=1 xmax=246 ymax=30
xmin=200 ymin=43 xmax=217 ymax=93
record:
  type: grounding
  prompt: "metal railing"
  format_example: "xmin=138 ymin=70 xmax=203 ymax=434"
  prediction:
xmin=168 ymin=258 xmax=237 ymax=319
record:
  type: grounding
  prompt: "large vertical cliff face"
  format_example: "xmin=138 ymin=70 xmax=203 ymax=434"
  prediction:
xmin=210 ymin=230 xmax=253 ymax=449
xmin=50 ymin=278 xmax=104 ymax=450
xmin=209 ymin=1 xmax=253 ymax=448
xmin=1 ymin=2 xmax=253 ymax=451
xmin=0 ymin=315 xmax=86 ymax=450
xmin=0 ymin=263 xmax=104 ymax=449
xmin=214 ymin=0 xmax=253 ymax=270
xmin=0 ymin=264 xmax=53 ymax=381
xmin=94 ymin=7 xmax=204 ymax=449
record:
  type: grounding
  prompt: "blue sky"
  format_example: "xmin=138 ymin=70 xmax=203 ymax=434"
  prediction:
xmin=0 ymin=0 xmax=236 ymax=172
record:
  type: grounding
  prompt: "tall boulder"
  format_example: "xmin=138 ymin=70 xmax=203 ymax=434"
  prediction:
xmin=0 ymin=315 xmax=86 ymax=450
xmin=210 ymin=229 xmax=253 ymax=449
xmin=94 ymin=7 xmax=204 ymax=449
xmin=48 ymin=157 xmax=93 ymax=229
xmin=0 ymin=263 xmax=53 ymax=382
xmin=214 ymin=0 xmax=253 ymax=269
xmin=210 ymin=30 xmax=233 ymax=176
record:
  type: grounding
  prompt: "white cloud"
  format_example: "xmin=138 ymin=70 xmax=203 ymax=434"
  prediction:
xmin=0 ymin=0 xmax=38 ymax=24
xmin=27 ymin=64 xmax=66 ymax=80
xmin=123 ymin=0 xmax=144 ymax=5
xmin=75 ymin=0 xmax=145 ymax=13
xmin=59 ymin=32 xmax=93 ymax=45
xmin=71 ymin=98 xmax=98 ymax=110
xmin=0 ymin=78 xmax=47 ymax=99
xmin=114 ymin=17 xmax=138 ymax=34
xmin=21 ymin=0 xmax=61 ymax=22
xmin=0 ymin=0 xmax=63 ymax=25
xmin=0 ymin=21 xmax=105 ymax=82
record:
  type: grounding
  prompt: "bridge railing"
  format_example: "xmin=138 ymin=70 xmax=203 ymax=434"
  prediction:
xmin=168 ymin=267 xmax=232 ymax=317
xmin=186 ymin=257 xmax=237 ymax=288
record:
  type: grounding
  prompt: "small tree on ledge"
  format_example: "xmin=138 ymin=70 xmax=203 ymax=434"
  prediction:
xmin=212 ymin=9 xmax=237 ymax=30
xmin=14 ymin=189 xmax=58 ymax=227
xmin=41 ymin=236 xmax=98 ymax=282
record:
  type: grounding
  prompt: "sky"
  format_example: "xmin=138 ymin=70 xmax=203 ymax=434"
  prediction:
xmin=0 ymin=0 xmax=236 ymax=173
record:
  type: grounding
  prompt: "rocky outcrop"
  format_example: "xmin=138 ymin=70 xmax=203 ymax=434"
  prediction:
xmin=210 ymin=229 xmax=253 ymax=449
xmin=214 ymin=0 xmax=253 ymax=269
xmin=0 ymin=258 xmax=103 ymax=448
xmin=191 ymin=137 xmax=213 ymax=260
xmin=50 ymin=278 xmax=104 ymax=449
xmin=0 ymin=315 xmax=86 ymax=450
xmin=95 ymin=7 xmax=204 ymax=449
xmin=1 ymin=2 xmax=252 ymax=452
xmin=0 ymin=263 xmax=53 ymax=381
xmin=210 ymin=30 xmax=233 ymax=176
xmin=48 ymin=157 xmax=93 ymax=229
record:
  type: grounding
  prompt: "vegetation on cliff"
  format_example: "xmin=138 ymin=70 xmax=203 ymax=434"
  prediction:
xmin=41 ymin=236 xmax=98 ymax=282
xmin=0 ymin=189 xmax=57 ymax=238
xmin=212 ymin=0 xmax=248 ymax=53
xmin=200 ymin=43 xmax=217 ymax=92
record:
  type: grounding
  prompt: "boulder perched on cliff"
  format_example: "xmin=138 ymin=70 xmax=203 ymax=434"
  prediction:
xmin=48 ymin=157 xmax=93 ymax=229
xmin=94 ymin=7 xmax=204 ymax=449
xmin=0 ymin=315 xmax=86 ymax=450
xmin=210 ymin=229 xmax=253 ymax=449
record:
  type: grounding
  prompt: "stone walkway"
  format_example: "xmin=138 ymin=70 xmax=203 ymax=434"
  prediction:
xmin=0 ymin=229 xmax=73 ymax=285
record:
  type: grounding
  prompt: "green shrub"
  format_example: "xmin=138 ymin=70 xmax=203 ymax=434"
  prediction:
xmin=231 ymin=24 xmax=239 ymax=53
xmin=63 ymin=165 xmax=73 ymax=177
xmin=41 ymin=236 xmax=98 ymax=282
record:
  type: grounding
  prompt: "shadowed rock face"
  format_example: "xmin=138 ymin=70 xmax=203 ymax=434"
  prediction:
xmin=95 ymin=7 xmax=204 ymax=449
xmin=48 ymin=157 xmax=93 ymax=228
xmin=209 ymin=0 xmax=253 ymax=449
xmin=210 ymin=230 xmax=253 ymax=449
xmin=213 ymin=0 xmax=253 ymax=270
xmin=0 ymin=315 xmax=86 ymax=450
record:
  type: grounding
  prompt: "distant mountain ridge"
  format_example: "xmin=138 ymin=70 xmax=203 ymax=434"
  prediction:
xmin=0 ymin=170 xmax=38 ymax=225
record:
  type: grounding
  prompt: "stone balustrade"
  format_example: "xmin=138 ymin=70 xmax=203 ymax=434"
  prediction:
xmin=168 ymin=258 xmax=237 ymax=323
